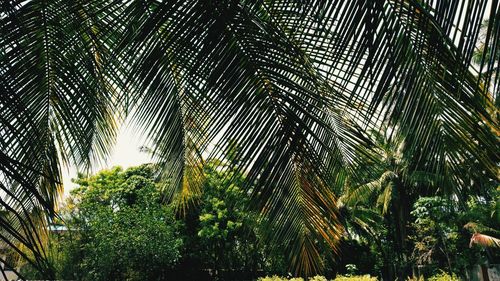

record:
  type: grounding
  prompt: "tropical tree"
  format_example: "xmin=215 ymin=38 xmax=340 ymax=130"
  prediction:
xmin=410 ymin=196 xmax=458 ymax=276
xmin=195 ymin=161 xmax=260 ymax=276
xmin=54 ymin=165 xmax=183 ymax=281
xmin=1 ymin=0 xmax=499 ymax=277
xmin=341 ymin=125 xmax=435 ymax=279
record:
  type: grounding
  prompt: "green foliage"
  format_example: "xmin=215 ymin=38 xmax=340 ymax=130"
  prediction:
xmin=58 ymin=165 xmax=183 ymax=281
xmin=1 ymin=0 xmax=499 ymax=277
xmin=332 ymin=275 xmax=378 ymax=281
xmin=409 ymin=194 xmax=500 ymax=277
xmin=37 ymin=164 xmax=293 ymax=280
xmin=197 ymin=165 xmax=248 ymax=241
xmin=427 ymin=271 xmax=460 ymax=281
xmin=70 ymin=165 xmax=161 ymax=210
xmin=462 ymin=190 xmax=500 ymax=236
xmin=341 ymin=122 xmax=500 ymax=280
xmin=78 ymin=206 xmax=182 ymax=281
xmin=309 ymin=276 xmax=329 ymax=281
xmin=187 ymin=161 xmax=283 ymax=275
xmin=19 ymin=263 xmax=45 ymax=280
xmin=410 ymin=197 xmax=457 ymax=270
xmin=342 ymin=127 xmax=417 ymax=279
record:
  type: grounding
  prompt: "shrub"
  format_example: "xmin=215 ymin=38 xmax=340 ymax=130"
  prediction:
xmin=427 ymin=271 xmax=460 ymax=281
xmin=309 ymin=276 xmax=328 ymax=281
xmin=333 ymin=275 xmax=378 ymax=281
xmin=258 ymin=275 xmax=283 ymax=281
xmin=257 ymin=276 xmax=312 ymax=281
xmin=62 ymin=165 xmax=184 ymax=281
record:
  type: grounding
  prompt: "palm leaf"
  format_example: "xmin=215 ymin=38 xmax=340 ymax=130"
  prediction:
xmin=1 ymin=0 xmax=120 ymax=275
xmin=117 ymin=1 xmax=370 ymax=275
xmin=79 ymin=0 xmax=500 ymax=275
xmin=470 ymin=233 xmax=500 ymax=248
xmin=1 ymin=0 xmax=499 ymax=277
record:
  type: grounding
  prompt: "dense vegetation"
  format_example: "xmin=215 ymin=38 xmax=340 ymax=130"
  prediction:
xmin=17 ymin=164 xmax=284 ymax=280
xmin=1 ymin=0 xmax=499 ymax=280
xmin=16 ymin=162 xmax=498 ymax=280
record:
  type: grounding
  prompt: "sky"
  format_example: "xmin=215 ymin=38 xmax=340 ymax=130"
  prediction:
xmin=62 ymin=123 xmax=152 ymax=197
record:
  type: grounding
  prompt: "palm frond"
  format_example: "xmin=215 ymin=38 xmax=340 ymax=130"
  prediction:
xmin=470 ymin=233 xmax=500 ymax=248
xmin=1 ymin=0 xmax=120 ymax=275
xmin=337 ymin=200 xmax=384 ymax=240
xmin=113 ymin=0 xmax=498 ymax=275
xmin=117 ymin=1 xmax=371 ymax=275
xmin=343 ymin=173 xmax=386 ymax=206
xmin=379 ymin=182 xmax=394 ymax=215
xmin=464 ymin=222 xmax=500 ymax=236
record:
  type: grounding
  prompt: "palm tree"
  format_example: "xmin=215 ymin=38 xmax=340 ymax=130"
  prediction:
xmin=342 ymin=124 xmax=449 ymax=278
xmin=1 ymin=0 xmax=499 ymax=277
xmin=342 ymin=126 xmax=412 ymax=279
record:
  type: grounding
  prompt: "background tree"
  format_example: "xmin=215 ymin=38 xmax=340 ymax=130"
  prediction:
xmin=51 ymin=165 xmax=183 ymax=281
xmin=178 ymin=158 xmax=288 ymax=280
xmin=410 ymin=197 xmax=458 ymax=276
xmin=343 ymin=126 xmax=423 ymax=279
xmin=196 ymin=163 xmax=259 ymax=275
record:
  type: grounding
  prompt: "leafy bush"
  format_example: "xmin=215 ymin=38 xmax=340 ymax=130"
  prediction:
xmin=258 ymin=276 xmax=303 ymax=281
xmin=333 ymin=275 xmax=378 ymax=281
xmin=187 ymin=162 xmax=275 ymax=275
xmin=258 ymin=275 xmax=376 ymax=281
xmin=78 ymin=205 xmax=183 ymax=281
xmin=59 ymin=165 xmax=184 ymax=281
xmin=309 ymin=276 xmax=328 ymax=281
xmin=257 ymin=275 xmax=325 ymax=281
xmin=427 ymin=271 xmax=460 ymax=281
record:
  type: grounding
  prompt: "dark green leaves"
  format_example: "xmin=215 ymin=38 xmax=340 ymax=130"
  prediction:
xmin=1 ymin=0 xmax=120 ymax=276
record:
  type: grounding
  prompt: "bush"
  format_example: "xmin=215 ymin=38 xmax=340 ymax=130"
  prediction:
xmin=309 ymin=276 xmax=328 ymax=281
xmin=333 ymin=275 xmax=378 ymax=281
xmin=427 ymin=271 xmax=460 ymax=281
xmin=257 ymin=275 xmax=324 ymax=281
xmin=258 ymin=276 xmax=300 ymax=281
xmin=60 ymin=165 xmax=184 ymax=281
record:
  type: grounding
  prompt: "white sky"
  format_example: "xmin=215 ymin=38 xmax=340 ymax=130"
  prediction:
xmin=61 ymin=123 xmax=152 ymax=197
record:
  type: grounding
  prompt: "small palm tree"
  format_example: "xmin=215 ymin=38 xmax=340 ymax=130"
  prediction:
xmin=342 ymin=126 xmax=416 ymax=279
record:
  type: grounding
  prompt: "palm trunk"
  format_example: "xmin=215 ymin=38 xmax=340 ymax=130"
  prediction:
xmin=394 ymin=180 xmax=411 ymax=279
